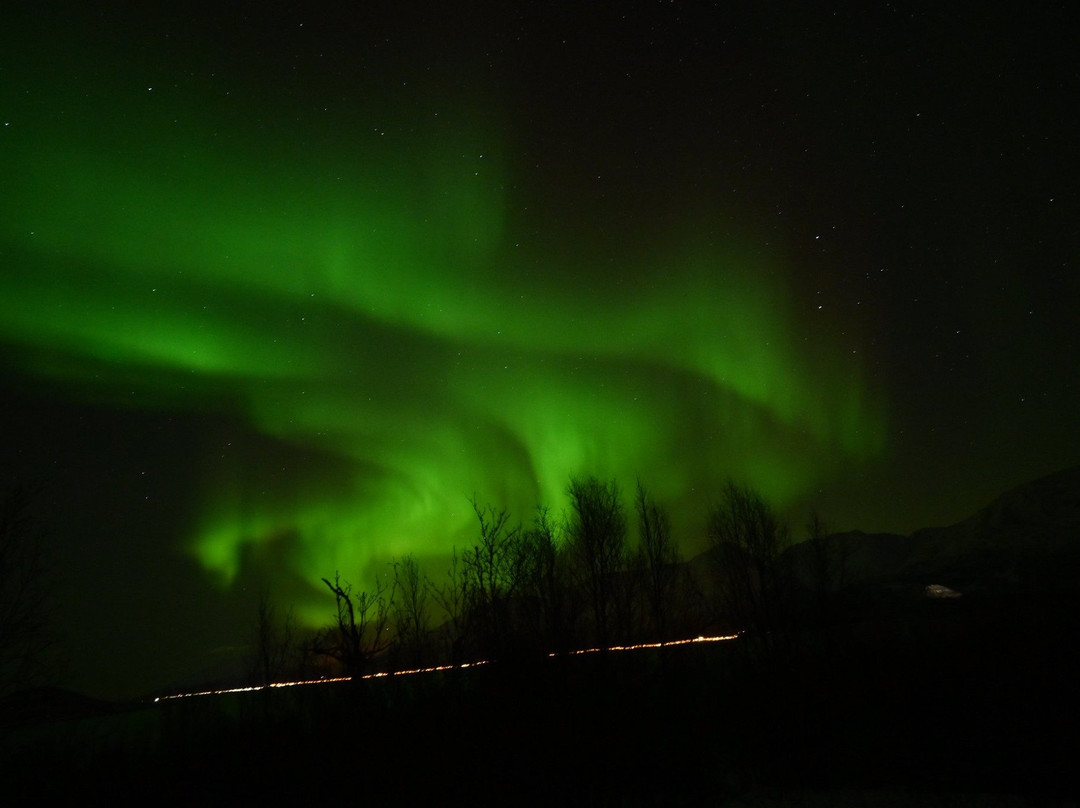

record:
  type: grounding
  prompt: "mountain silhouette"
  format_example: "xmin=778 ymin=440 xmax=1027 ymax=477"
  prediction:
xmin=783 ymin=464 xmax=1080 ymax=594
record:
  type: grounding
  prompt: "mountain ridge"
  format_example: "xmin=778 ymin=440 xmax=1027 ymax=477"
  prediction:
xmin=786 ymin=464 xmax=1080 ymax=590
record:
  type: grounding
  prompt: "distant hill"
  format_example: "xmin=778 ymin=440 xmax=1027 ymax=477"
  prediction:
xmin=781 ymin=465 xmax=1080 ymax=593
xmin=905 ymin=465 xmax=1080 ymax=585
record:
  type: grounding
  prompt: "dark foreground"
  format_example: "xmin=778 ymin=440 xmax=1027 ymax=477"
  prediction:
xmin=3 ymin=588 xmax=1078 ymax=806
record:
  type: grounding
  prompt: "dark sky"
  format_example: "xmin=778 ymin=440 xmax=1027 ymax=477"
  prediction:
xmin=2 ymin=2 xmax=1077 ymax=698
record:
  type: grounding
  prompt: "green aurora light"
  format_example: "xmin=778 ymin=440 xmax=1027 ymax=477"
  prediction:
xmin=1 ymin=86 xmax=886 ymax=621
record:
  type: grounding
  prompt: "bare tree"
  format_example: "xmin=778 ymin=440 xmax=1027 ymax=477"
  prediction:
xmin=0 ymin=487 xmax=52 ymax=698
xmin=566 ymin=476 xmax=628 ymax=647
xmin=311 ymin=571 xmax=396 ymax=677
xmin=706 ymin=480 xmax=793 ymax=654
xmin=804 ymin=510 xmax=850 ymax=642
xmin=391 ymin=554 xmax=430 ymax=668
xmin=806 ymin=510 xmax=847 ymax=599
xmin=633 ymin=480 xmax=680 ymax=642
xmin=433 ymin=548 xmax=473 ymax=664
xmin=249 ymin=590 xmax=296 ymax=686
xmin=461 ymin=499 xmax=522 ymax=659
xmin=517 ymin=505 xmax=568 ymax=653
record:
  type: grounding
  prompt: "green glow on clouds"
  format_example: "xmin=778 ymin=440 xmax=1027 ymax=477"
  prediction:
xmin=0 ymin=86 xmax=886 ymax=617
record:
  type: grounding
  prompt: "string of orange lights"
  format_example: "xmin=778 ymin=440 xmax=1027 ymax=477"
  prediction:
xmin=153 ymin=633 xmax=740 ymax=703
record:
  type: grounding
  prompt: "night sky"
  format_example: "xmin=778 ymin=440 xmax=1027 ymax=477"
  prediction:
xmin=2 ymin=2 xmax=1077 ymax=698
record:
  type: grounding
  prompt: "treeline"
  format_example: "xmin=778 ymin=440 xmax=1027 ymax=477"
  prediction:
xmin=248 ymin=476 xmax=847 ymax=685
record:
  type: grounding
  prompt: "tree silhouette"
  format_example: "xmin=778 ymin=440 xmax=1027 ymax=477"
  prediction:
xmin=311 ymin=572 xmax=395 ymax=677
xmin=249 ymin=589 xmax=296 ymax=687
xmin=805 ymin=510 xmax=848 ymax=601
xmin=802 ymin=509 xmax=851 ymax=652
xmin=516 ymin=505 xmax=569 ymax=653
xmin=706 ymin=480 xmax=793 ymax=654
xmin=390 ymin=554 xmax=431 ymax=668
xmin=566 ymin=476 xmax=628 ymax=647
xmin=433 ymin=548 xmax=473 ymax=664
xmin=633 ymin=480 xmax=680 ymax=642
xmin=461 ymin=499 xmax=522 ymax=659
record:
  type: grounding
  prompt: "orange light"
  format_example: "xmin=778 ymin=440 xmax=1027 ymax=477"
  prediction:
xmin=154 ymin=633 xmax=739 ymax=702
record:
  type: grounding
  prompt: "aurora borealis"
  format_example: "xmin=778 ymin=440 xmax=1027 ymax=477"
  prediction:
xmin=2 ymin=2 xmax=1077 ymax=696
xmin=3 ymin=79 xmax=882 ymax=609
